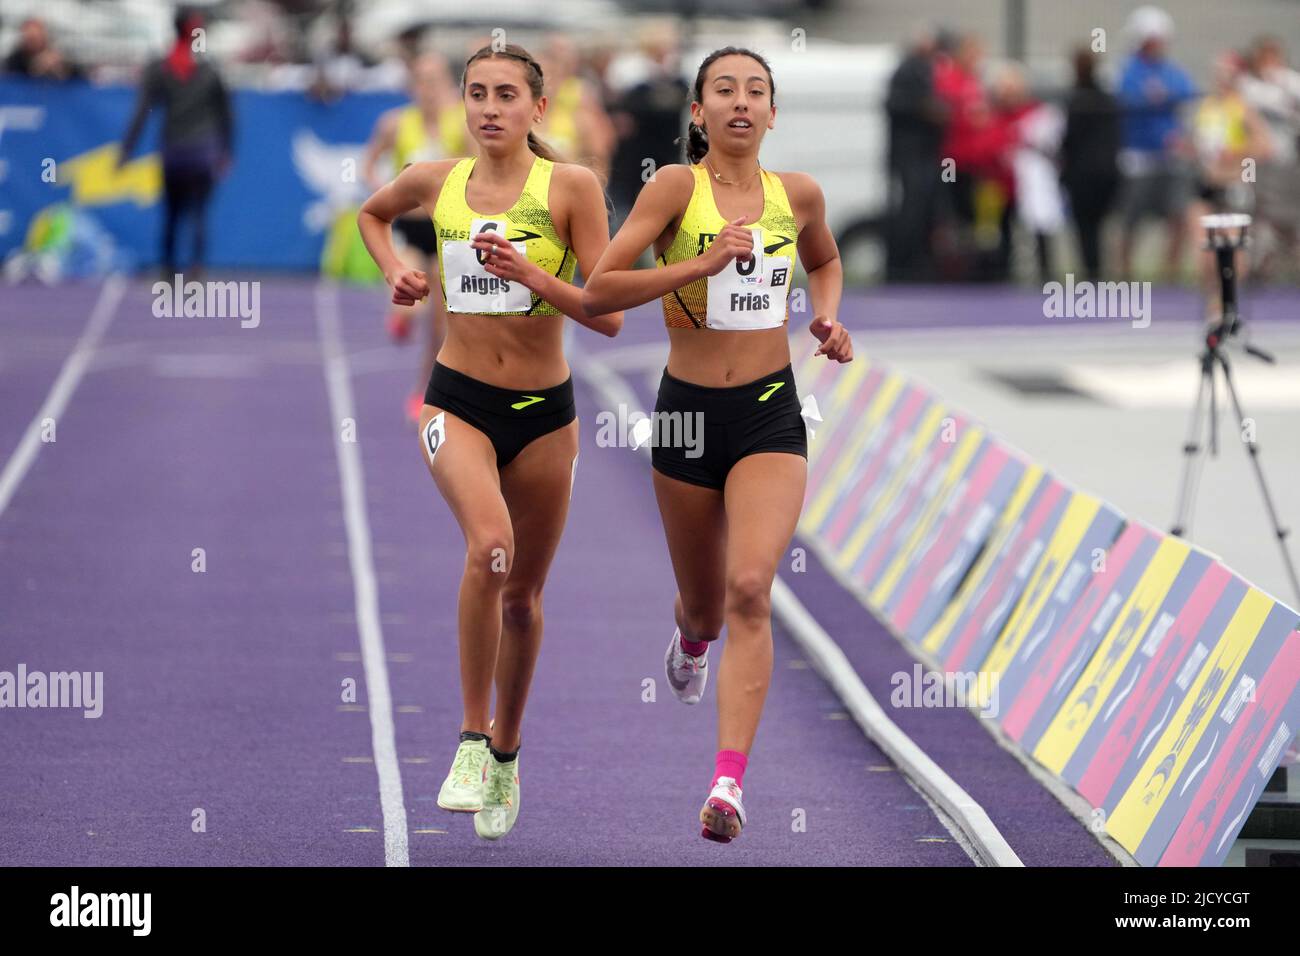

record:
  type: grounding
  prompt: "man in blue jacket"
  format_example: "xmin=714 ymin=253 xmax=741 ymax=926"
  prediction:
xmin=1115 ymin=6 xmax=1198 ymax=281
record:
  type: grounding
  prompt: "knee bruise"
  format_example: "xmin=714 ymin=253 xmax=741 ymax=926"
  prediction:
xmin=502 ymin=590 xmax=541 ymax=627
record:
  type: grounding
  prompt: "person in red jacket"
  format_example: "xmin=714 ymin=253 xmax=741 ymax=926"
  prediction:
xmin=934 ymin=34 xmax=1029 ymax=280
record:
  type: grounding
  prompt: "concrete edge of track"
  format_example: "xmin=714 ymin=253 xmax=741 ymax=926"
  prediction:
xmin=798 ymin=530 xmax=1140 ymax=868
xmin=573 ymin=344 xmax=1023 ymax=867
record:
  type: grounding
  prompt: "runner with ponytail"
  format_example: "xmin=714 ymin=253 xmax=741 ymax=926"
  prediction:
xmin=583 ymin=47 xmax=853 ymax=844
xmin=357 ymin=42 xmax=622 ymax=841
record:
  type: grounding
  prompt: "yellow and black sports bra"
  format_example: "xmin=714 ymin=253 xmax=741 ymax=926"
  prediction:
xmin=657 ymin=163 xmax=798 ymax=330
xmin=433 ymin=155 xmax=576 ymax=316
xmin=392 ymin=103 xmax=467 ymax=173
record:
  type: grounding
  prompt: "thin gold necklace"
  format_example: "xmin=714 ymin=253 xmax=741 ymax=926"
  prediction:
xmin=704 ymin=156 xmax=761 ymax=185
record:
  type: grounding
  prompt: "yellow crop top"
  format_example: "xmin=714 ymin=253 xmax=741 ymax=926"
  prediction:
xmin=1192 ymin=96 xmax=1250 ymax=155
xmin=433 ymin=155 xmax=576 ymax=316
xmin=657 ymin=163 xmax=798 ymax=330
xmin=393 ymin=104 xmax=468 ymax=173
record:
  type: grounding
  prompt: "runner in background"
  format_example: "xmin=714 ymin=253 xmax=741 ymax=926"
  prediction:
xmin=537 ymin=34 xmax=617 ymax=183
xmin=362 ymin=52 xmax=470 ymax=424
xmin=1187 ymin=51 xmax=1272 ymax=314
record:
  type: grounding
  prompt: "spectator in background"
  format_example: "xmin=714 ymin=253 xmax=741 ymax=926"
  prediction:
xmin=986 ymin=65 xmax=1039 ymax=280
xmin=1001 ymin=65 xmax=1066 ymax=284
xmin=1060 ymin=48 xmax=1121 ymax=280
xmin=607 ymin=21 xmax=689 ymax=227
xmin=934 ymin=33 xmax=988 ymax=278
xmin=1239 ymin=36 xmax=1300 ymax=281
xmin=118 ymin=8 xmax=233 ymax=278
xmin=936 ymin=33 xmax=1023 ymax=281
xmin=231 ymin=1 xmax=295 ymax=67
xmin=393 ymin=26 xmax=424 ymax=73
xmin=309 ymin=16 xmax=403 ymax=100
xmin=311 ymin=17 xmax=370 ymax=100
xmin=4 ymin=17 xmax=82 ymax=80
xmin=884 ymin=24 xmax=945 ymax=281
xmin=584 ymin=36 xmax=622 ymax=113
xmin=1115 ymin=5 xmax=1197 ymax=281
xmin=933 ymin=32 xmax=987 ymax=173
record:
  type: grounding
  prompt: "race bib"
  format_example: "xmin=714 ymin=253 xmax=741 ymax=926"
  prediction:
xmin=441 ymin=217 xmax=532 ymax=314
xmin=705 ymin=228 xmax=791 ymax=330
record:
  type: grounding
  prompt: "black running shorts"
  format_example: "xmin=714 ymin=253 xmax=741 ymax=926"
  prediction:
xmin=394 ymin=215 xmax=439 ymax=257
xmin=424 ymin=361 xmax=576 ymax=470
xmin=650 ymin=362 xmax=807 ymax=490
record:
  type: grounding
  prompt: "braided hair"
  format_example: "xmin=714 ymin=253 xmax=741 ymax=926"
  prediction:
xmin=461 ymin=43 xmax=563 ymax=162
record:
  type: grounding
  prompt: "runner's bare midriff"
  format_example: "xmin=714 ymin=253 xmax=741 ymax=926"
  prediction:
xmin=437 ymin=312 xmax=570 ymax=390
xmin=665 ymin=325 xmax=792 ymax=386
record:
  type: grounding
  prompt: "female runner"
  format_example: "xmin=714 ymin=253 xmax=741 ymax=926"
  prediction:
xmin=358 ymin=42 xmax=622 ymax=840
xmin=582 ymin=47 xmax=853 ymax=843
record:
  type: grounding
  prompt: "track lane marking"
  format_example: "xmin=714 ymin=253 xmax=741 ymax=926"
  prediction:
xmin=0 ymin=273 xmax=126 ymax=519
xmin=315 ymin=280 xmax=410 ymax=867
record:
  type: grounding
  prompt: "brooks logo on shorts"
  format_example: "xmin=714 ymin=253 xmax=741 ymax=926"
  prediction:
xmin=758 ymin=382 xmax=785 ymax=402
xmin=511 ymin=395 xmax=546 ymax=410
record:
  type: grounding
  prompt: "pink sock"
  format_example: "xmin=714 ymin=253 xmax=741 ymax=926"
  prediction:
xmin=712 ymin=750 xmax=748 ymax=789
xmin=677 ymin=628 xmax=709 ymax=657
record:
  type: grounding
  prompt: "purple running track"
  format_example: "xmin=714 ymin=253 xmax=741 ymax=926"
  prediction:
xmin=0 ymin=278 xmax=1115 ymax=866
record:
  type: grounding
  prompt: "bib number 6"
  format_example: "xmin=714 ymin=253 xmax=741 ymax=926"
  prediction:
xmin=706 ymin=227 xmax=789 ymax=330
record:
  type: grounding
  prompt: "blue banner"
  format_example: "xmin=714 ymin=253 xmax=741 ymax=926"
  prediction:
xmin=0 ymin=77 xmax=405 ymax=273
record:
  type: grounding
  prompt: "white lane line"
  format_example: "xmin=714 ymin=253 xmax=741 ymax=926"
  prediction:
xmin=770 ymin=576 xmax=1021 ymax=866
xmin=572 ymin=344 xmax=1020 ymax=866
xmin=314 ymin=280 xmax=410 ymax=868
xmin=0 ymin=273 xmax=127 ymax=520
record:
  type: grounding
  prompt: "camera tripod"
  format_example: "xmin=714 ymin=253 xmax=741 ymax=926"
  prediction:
xmin=1169 ymin=215 xmax=1300 ymax=606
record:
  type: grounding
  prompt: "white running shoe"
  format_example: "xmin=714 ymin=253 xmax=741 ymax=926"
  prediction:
xmin=664 ymin=628 xmax=709 ymax=705
xmin=474 ymin=753 xmax=520 ymax=840
xmin=700 ymin=776 xmax=746 ymax=843
xmin=437 ymin=738 xmax=489 ymax=812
